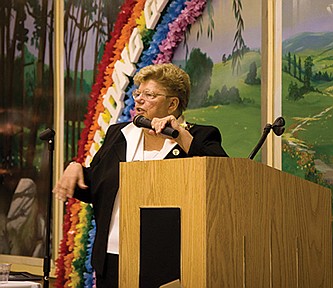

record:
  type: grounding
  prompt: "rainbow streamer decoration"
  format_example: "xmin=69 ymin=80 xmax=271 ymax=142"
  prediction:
xmin=55 ymin=0 xmax=207 ymax=286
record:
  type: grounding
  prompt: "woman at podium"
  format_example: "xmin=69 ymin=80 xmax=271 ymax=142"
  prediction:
xmin=53 ymin=63 xmax=228 ymax=287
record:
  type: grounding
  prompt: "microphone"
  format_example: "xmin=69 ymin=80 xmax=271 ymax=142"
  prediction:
xmin=133 ymin=115 xmax=179 ymax=138
xmin=39 ymin=128 xmax=55 ymax=141
xmin=248 ymin=116 xmax=285 ymax=160
xmin=272 ymin=116 xmax=285 ymax=136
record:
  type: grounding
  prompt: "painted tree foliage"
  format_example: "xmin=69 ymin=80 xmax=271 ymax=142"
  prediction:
xmin=186 ymin=48 xmax=214 ymax=108
xmin=0 ymin=0 xmax=54 ymax=184
xmin=0 ymin=0 xmax=54 ymax=257
xmin=0 ymin=0 xmax=121 ymax=257
xmin=231 ymin=0 xmax=246 ymax=74
xmin=63 ymin=0 xmax=123 ymax=162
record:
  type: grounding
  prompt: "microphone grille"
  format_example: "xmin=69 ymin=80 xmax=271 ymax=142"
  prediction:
xmin=133 ymin=115 xmax=143 ymax=126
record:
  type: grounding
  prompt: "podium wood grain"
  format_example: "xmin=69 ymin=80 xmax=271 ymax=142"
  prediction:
xmin=119 ymin=157 xmax=332 ymax=288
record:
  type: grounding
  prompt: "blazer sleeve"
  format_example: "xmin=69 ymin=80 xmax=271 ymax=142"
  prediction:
xmin=73 ymin=122 xmax=128 ymax=203
xmin=187 ymin=125 xmax=228 ymax=157
xmin=73 ymin=166 xmax=93 ymax=203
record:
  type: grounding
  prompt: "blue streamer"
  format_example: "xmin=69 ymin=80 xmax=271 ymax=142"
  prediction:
xmin=119 ymin=0 xmax=187 ymax=122
xmin=83 ymin=219 xmax=96 ymax=288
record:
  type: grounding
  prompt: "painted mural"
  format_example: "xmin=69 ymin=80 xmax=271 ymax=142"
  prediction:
xmin=3 ymin=0 xmax=332 ymax=286
xmin=174 ymin=0 xmax=262 ymax=159
xmin=0 ymin=0 xmax=54 ymax=258
xmin=282 ymin=0 xmax=333 ymax=193
xmin=56 ymin=0 xmax=262 ymax=286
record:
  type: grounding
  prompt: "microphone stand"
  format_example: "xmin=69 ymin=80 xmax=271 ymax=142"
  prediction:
xmin=39 ymin=128 xmax=55 ymax=288
xmin=248 ymin=117 xmax=285 ymax=160
xmin=248 ymin=123 xmax=272 ymax=160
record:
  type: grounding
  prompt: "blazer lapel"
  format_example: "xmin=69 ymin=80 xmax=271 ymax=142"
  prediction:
xmin=113 ymin=141 xmax=126 ymax=162
xmin=165 ymin=145 xmax=188 ymax=159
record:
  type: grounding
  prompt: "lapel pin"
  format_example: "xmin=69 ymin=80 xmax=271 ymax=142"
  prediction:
xmin=172 ymin=149 xmax=180 ymax=156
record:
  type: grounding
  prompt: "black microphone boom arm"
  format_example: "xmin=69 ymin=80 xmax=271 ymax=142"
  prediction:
xmin=248 ymin=117 xmax=285 ymax=160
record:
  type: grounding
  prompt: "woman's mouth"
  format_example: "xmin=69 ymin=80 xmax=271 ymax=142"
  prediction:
xmin=135 ymin=107 xmax=145 ymax=114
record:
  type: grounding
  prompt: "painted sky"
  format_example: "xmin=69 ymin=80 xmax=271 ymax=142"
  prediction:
xmin=283 ymin=0 xmax=333 ymax=39
xmin=23 ymin=0 xmax=333 ymax=67
xmin=174 ymin=0 xmax=333 ymax=63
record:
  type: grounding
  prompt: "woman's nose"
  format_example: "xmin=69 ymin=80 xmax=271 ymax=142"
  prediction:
xmin=134 ymin=94 xmax=145 ymax=102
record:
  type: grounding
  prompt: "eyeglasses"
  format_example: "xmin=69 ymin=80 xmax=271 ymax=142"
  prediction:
xmin=132 ymin=89 xmax=173 ymax=101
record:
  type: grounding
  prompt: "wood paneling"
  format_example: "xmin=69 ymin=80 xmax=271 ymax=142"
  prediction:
xmin=119 ymin=157 xmax=332 ymax=287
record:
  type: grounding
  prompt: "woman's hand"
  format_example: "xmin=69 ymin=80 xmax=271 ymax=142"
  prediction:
xmin=52 ymin=162 xmax=88 ymax=201
xmin=150 ymin=115 xmax=193 ymax=153
xmin=150 ymin=115 xmax=180 ymax=135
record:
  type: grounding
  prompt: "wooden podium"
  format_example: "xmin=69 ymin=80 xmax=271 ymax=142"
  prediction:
xmin=119 ymin=157 xmax=332 ymax=287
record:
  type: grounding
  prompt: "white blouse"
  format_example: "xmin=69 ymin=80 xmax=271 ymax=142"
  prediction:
xmin=107 ymin=123 xmax=177 ymax=254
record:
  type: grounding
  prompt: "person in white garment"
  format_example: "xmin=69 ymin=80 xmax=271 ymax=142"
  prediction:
xmin=53 ymin=63 xmax=228 ymax=287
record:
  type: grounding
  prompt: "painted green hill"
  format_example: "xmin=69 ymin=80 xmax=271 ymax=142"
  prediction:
xmin=281 ymin=39 xmax=333 ymax=182
xmin=282 ymin=32 xmax=333 ymax=55
xmin=185 ymin=50 xmax=263 ymax=158
xmin=282 ymin=32 xmax=333 ymax=75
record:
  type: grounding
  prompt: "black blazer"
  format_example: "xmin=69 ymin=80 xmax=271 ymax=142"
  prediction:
xmin=74 ymin=121 xmax=228 ymax=275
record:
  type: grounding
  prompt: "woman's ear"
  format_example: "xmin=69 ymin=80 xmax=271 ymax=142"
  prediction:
xmin=168 ymin=97 xmax=180 ymax=114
